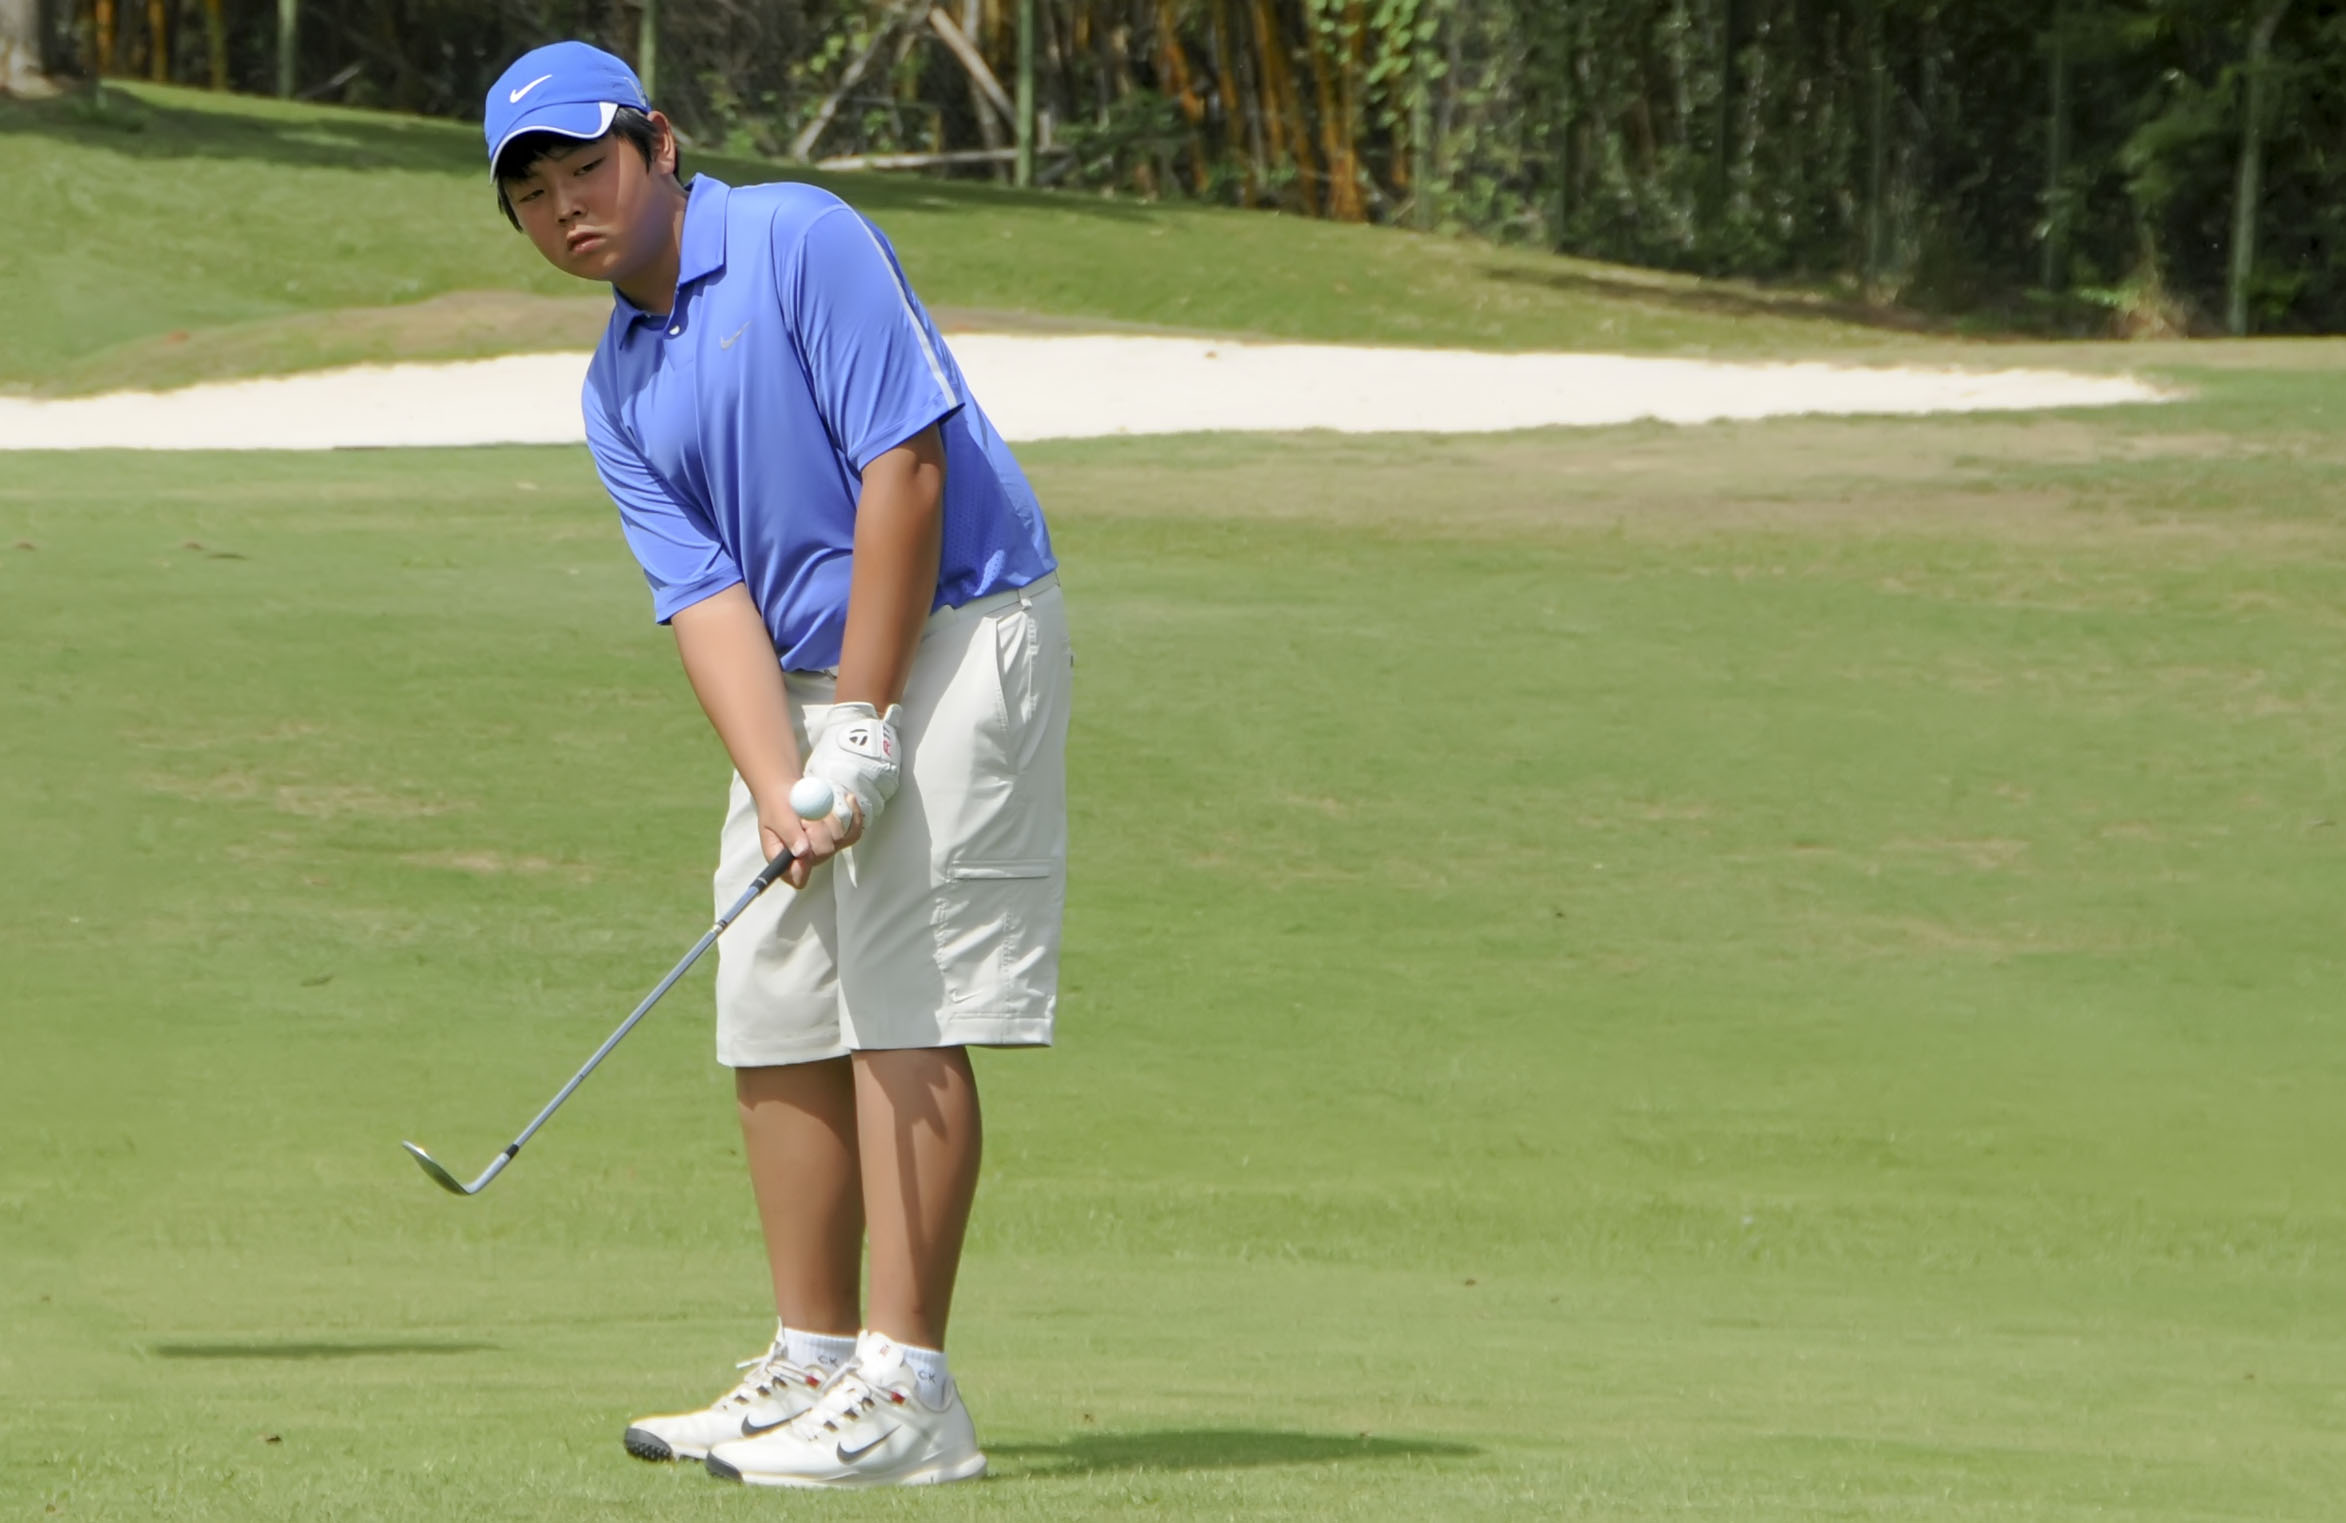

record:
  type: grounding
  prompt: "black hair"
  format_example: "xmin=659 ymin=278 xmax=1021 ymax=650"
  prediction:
xmin=494 ymin=106 xmax=680 ymax=229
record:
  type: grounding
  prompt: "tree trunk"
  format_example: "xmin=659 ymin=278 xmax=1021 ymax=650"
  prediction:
xmin=637 ymin=0 xmax=659 ymax=100
xmin=952 ymin=0 xmax=1010 ymax=181
xmin=203 ymin=0 xmax=226 ymax=88
xmin=0 ymin=0 xmax=45 ymax=92
xmin=1307 ymin=1 xmax=1363 ymax=221
xmin=1410 ymin=0 xmax=1433 ymax=229
xmin=2228 ymin=0 xmax=2290 ymax=336
xmin=1205 ymin=0 xmax=1255 ymax=200
xmin=2041 ymin=3 xmax=2069 ymax=291
xmin=789 ymin=1 xmax=920 ymax=162
xmin=146 ymin=0 xmax=164 ymax=80
xmin=1155 ymin=0 xmax=1210 ymax=193
xmin=1014 ymin=0 xmax=1036 ymax=184
xmin=1249 ymin=0 xmax=1311 ymax=212
xmin=1711 ymin=0 xmax=1744 ymax=227
xmin=1862 ymin=0 xmax=1887 ymax=295
xmin=274 ymin=0 xmax=293 ymax=98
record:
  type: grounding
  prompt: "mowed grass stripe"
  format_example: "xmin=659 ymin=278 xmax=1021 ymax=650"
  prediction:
xmin=4 ymin=368 xmax=2345 ymax=1517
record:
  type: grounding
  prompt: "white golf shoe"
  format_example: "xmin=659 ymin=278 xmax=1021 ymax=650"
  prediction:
xmin=621 ymin=1326 xmax=828 ymax=1464
xmin=703 ymin=1331 xmax=987 ymax=1488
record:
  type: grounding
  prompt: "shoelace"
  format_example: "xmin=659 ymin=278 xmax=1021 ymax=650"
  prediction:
xmin=789 ymin=1362 xmax=909 ymax=1440
xmin=716 ymin=1341 xmax=816 ymax=1410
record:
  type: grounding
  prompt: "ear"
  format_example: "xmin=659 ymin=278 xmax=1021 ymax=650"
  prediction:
xmin=646 ymin=110 xmax=681 ymax=177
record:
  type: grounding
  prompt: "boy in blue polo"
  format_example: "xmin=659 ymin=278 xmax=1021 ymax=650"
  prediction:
xmin=483 ymin=42 xmax=1069 ymax=1488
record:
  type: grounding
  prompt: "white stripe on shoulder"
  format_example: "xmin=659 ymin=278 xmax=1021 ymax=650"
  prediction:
xmin=849 ymin=214 xmax=957 ymax=408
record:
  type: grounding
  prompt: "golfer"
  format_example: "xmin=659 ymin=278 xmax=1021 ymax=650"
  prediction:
xmin=482 ymin=42 xmax=1068 ymax=1488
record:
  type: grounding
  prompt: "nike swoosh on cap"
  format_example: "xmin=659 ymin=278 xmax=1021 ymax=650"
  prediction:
xmin=507 ymin=73 xmax=553 ymax=103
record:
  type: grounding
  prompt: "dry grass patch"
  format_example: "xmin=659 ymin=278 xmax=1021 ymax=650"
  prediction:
xmin=1029 ymin=413 xmax=2346 ymax=552
xmin=141 ymin=770 xmax=464 ymax=820
xmin=400 ymin=850 xmax=595 ymax=883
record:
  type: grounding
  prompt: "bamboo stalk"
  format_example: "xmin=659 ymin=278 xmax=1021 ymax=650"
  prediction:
xmin=2042 ymin=2 xmax=2068 ymax=291
xmin=637 ymin=0 xmax=659 ymax=99
xmin=1247 ymin=0 xmax=1288 ymax=174
xmin=790 ymin=0 xmax=923 ymax=162
xmin=1862 ymin=0 xmax=1887 ymax=294
xmin=1252 ymin=0 xmax=1317 ymax=212
xmin=203 ymin=0 xmax=225 ymax=88
xmin=1155 ymin=0 xmax=1211 ymax=192
xmin=1305 ymin=0 xmax=1361 ymax=220
xmin=2228 ymin=0 xmax=2292 ymax=335
xmin=1410 ymin=0 xmax=1433 ymax=227
xmin=931 ymin=4 xmax=1015 ymax=126
xmin=818 ymin=145 xmax=1062 ymax=169
xmin=1205 ymin=0 xmax=1257 ymax=198
xmin=274 ymin=0 xmax=293 ymax=98
xmin=1015 ymin=0 xmax=1036 ymax=184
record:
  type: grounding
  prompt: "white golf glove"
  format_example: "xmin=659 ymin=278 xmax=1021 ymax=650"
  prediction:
xmin=804 ymin=701 xmax=903 ymax=833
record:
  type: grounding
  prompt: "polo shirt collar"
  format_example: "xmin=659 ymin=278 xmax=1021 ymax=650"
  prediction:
xmin=676 ymin=174 xmax=730 ymax=286
xmin=615 ymin=174 xmax=731 ymax=331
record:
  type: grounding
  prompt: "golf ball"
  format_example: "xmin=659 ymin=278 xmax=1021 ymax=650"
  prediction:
xmin=789 ymin=776 xmax=836 ymax=820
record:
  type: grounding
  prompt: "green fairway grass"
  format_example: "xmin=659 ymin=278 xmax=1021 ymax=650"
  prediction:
xmin=0 ymin=82 xmax=1928 ymax=397
xmin=5 ymin=357 xmax=2345 ymax=1518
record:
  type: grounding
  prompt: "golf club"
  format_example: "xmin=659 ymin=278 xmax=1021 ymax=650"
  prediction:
xmin=402 ymin=776 xmax=837 ymax=1197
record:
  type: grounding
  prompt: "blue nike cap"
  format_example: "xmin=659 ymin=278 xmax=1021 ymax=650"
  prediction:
xmin=484 ymin=41 xmax=650 ymax=176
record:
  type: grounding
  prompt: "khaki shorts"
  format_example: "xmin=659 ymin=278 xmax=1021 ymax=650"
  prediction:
xmin=712 ymin=575 xmax=1070 ymax=1067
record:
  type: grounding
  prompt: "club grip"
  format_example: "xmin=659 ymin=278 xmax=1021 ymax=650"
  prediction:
xmin=751 ymin=846 xmax=800 ymax=892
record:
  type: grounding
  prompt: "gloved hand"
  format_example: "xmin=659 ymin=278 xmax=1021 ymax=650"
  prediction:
xmin=803 ymin=701 xmax=903 ymax=838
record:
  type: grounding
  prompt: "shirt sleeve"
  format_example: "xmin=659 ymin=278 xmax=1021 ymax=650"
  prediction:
xmin=779 ymin=204 xmax=965 ymax=472
xmin=581 ymin=384 xmax=744 ymax=624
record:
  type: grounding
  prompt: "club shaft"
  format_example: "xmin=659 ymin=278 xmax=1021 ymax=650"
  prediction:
xmin=497 ymin=852 xmax=793 ymax=1163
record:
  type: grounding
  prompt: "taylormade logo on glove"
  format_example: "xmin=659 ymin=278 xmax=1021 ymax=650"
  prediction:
xmin=803 ymin=702 xmax=903 ymax=833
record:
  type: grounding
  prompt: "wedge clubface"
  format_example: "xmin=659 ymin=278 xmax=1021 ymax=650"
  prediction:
xmin=404 ymin=778 xmax=836 ymax=1197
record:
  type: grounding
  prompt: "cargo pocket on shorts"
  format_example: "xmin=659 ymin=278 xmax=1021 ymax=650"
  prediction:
xmin=932 ymin=858 xmax=1060 ymax=1015
xmin=985 ymin=600 xmax=1054 ymax=775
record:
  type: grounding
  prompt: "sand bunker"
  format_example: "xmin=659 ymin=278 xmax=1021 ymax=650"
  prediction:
xmin=0 ymin=335 xmax=2170 ymax=450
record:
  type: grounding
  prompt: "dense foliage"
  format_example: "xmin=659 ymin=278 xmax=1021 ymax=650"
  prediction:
xmin=26 ymin=0 xmax=2345 ymax=333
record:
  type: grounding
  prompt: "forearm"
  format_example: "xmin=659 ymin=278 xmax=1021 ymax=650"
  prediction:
xmin=671 ymin=583 xmax=800 ymax=803
xmin=835 ymin=426 xmax=946 ymax=710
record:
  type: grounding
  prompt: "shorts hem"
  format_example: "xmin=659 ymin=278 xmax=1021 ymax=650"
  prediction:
xmin=718 ymin=1040 xmax=854 ymax=1070
xmin=846 ymin=1014 xmax=1055 ymax=1050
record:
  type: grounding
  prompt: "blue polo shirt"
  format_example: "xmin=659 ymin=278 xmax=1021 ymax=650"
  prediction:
xmin=581 ymin=175 xmax=1056 ymax=670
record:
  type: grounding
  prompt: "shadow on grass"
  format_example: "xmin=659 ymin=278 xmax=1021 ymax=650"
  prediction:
xmin=150 ymin=1339 xmax=496 ymax=1360
xmin=989 ymin=1428 xmax=1476 ymax=1477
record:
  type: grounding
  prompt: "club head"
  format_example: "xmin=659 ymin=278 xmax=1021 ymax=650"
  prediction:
xmin=401 ymin=1141 xmax=475 ymax=1196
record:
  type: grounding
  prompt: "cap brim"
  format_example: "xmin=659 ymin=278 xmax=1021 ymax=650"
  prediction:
xmin=487 ymin=99 xmax=620 ymax=175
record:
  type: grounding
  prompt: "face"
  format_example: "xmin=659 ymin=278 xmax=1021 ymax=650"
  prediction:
xmin=502 ymin=116 xmax=678 ymax=285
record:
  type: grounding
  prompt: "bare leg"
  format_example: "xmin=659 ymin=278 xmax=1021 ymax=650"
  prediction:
xmin=736 ymin=1058 xmax=864 ymax=1335
xmin=854 ymin=1047 xmax=983 ymax=1350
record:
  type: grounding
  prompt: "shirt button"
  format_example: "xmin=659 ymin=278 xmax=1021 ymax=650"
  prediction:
xmin=667 ymin=325 xmax=681 ymax=337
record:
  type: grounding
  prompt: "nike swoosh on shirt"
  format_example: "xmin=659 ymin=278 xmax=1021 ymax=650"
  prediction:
xmin=507 ymin=73 xmax=553 ymax=103
xmin=720 ymin=324 xmax=750 ymax=349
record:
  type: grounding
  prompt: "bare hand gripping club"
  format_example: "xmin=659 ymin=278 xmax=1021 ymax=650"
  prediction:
xmin=402 ymin=778 xmax=836 ymax=1198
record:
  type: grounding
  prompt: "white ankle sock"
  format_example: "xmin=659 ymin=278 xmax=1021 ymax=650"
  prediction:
xmin=895 ymin=1342 xmax=952 ymax=1409
xmin=782 ymin=1325 xmax=858 ymax=1372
